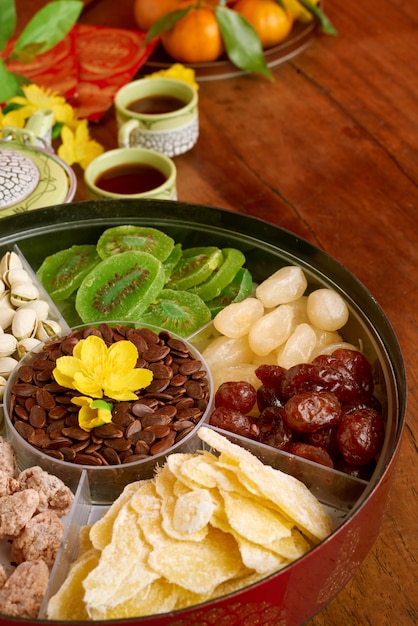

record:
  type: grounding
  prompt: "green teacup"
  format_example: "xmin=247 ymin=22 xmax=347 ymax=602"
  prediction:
xmin=84 ymin=147 xmax=177 ymax=201
xmin=114 ymin=77 xmax=199 ymax=157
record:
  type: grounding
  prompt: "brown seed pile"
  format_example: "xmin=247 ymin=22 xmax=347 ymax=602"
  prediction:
xmin=8 ymin=324 xmax=211 ymax=466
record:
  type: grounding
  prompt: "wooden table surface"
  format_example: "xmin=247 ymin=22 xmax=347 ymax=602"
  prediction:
xmin=12 ymin=1 xmax=418 ymax=624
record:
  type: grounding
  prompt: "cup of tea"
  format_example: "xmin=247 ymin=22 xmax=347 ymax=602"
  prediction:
xmin=114 ymin=77 xmax=199 ymax=158
xmin=84 ymin=147 xmax=177 ymax=200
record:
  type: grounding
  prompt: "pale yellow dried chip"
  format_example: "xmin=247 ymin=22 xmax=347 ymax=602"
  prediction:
xmin=83 ymin=491 xmax=159 ymax=613
xmin=89 ymin=480 xmax=142 ymax=550
xmin=47 ymin=549 xmax=100 ymax=620
xmin=87 ymin=579 xmax=178 ymax=620
xmin=220 ymin=489 xmax=293 ymax=545
xmin=198 ymin=427 xmax=332 ymax=541
xmin=267 ymin=527 xmax=311 ymax=560
xmin=78 ymin=524 xmax=94 ymax=556
xmin=210 ymin=511 xmax=287 ymax=574
xmin=148 ymin=525 xmax=246 ymax=595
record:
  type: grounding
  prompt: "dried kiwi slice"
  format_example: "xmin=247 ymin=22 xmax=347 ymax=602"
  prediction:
xmin=36 ymin=245 xmax=101 ymax=301
xmin=166 ymin=246 xmax=223 ymax=291
xmin=96 ymin=225 xmax=175 ymax=262
xmin=138 ymin=289 xmax=211 ymax=337
xmin=206 ymin=267 xmax=253 ymax=317
xmin=162 ymin=242 xmax=182 ymax=278
xmin=75 ymin=251 xmax=165 ymax=323
xmin=190 ymin=248 xmax=246 ymax=301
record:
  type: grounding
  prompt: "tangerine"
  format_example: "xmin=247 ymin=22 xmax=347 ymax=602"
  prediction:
xmin=233 ymin=0 xmax=293 ymax=49
xmin=133 ymin=0 xmax=178 ymax=32
xmin=161 ymin=2 xmax=225 ymax=63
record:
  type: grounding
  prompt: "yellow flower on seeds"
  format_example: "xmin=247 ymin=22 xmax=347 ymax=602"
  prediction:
xmin=148 ymin=63 xmax=199 ymax=91
xmin=9 ymin=83 xmax=74 ymax=125
xmin=72 ymin=397 xmax=113 ymax=432
xmin=58 ymin=119 xmax=104 ymax=170
xmin=53 ymin=335 xmax=153 ymax=402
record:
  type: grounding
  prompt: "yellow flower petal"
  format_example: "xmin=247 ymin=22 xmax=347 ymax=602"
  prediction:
xmin=53 ymin=334 xmax=153 ymax=402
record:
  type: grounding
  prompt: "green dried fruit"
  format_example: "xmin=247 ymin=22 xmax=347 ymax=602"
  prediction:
xmin=206 ymin=267 xmax=253 ymax=317
xmin=75 ymin=251 xmax=165 ymax=323
xmin=36 ymin=245 xmax=100 ymax=301
xmin=138 ymin=288 xmax=211 ymax=337
xmin=190 ymin=248 xmax=246 ymax=301
xmin=96 ymin=225 xmax=175 ymax=262
xmin=166 ymin=246 xmax=223 ymax=291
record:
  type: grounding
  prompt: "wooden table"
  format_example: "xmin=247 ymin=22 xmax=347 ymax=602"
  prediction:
xmin=12 ymin=1 xmax=418 ymax=624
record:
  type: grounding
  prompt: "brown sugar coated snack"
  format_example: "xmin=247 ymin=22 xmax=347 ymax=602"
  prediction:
xmin=11 ymin=510 xmax=65 ymax=568
xmin=17 ymin=466 xmax=74 ymax=517
xmin=0 ymin=560 xmax=50 ymax=618
xmin=0 ymin=436 xmax=17 ymax=477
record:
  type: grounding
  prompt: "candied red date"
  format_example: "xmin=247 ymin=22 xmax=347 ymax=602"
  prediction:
xmin=255 ymin=364 xmax=286 ymax=389
xmin=342 ymin=392 xmax=382 ymax=415
xmin=304 ymin=425 xmax=339 ymax=457
xmin=257 ymin=406 xmax=292 ymax=450
xmin=281 ymin=362 xmax=360 ymax=403
xmin=288 ymin=442 xmax=334 ymax=469
xmin=209 ymin=406 xmax=260 ymax=439
xmin=215 ymin=381 xmax=257 ymax=414
xmin=256 ymin=384 xmax=285 ymax=413
xmin=337 ymin=408 xmax=384 ymax=465
xmin=332 ymin=348 xmax=374 ymax=394
xmin=283 ymin=391 xmax=342 ymax=432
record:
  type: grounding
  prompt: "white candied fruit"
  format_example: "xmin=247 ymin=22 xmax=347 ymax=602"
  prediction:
xmin=255 ymin=266 xmax=308 ymax=308
xmin=277 ymin=323 xmax=317 ymax=369
xmin=212 ymin=364 xmax=261 ymax=395
xmin=213 ymin=297 xmax=264 ymax=338
xmin=202 ymin=335 xmax=254 ymax=369
xmin=248 ymin=304 xmax=294 ymax=356
xmin=307 ymin=288 xmax=349 ymax=331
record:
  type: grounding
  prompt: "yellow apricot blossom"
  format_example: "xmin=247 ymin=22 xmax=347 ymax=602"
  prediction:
xmin=53 ymin=335 xmax=153 ymax=402
xmin=71 ymin=397 xmax=113 ymax=432
xmin=9 ymin=84 xmax=74 ymax=125
xmin=0 ymin=106 xmax=27 ymax=130
xmin=58 ymin=119 xmax=104 ymax=170
xmin=148 ymin=63 xmax=199 ymax=91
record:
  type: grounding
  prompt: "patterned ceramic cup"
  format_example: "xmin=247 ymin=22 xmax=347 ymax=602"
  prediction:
xmin=114 ymin=77 xmax=199 ymax=157
xmin=84 ymin=147 xmax=177 ymax=201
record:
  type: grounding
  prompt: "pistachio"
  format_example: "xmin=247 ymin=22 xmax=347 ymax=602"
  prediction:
xmin=16 ymin=337 xmax=42 ymax=359
xmin=0 ymin=290 xmax=12 ymax=308
xmin=0 ymin=251 xmax=23 ymax=277
xmin=0 ymin=333 xmax=18 ymax=357
xmin=11 ymin=307 xmax=37 ymax=341
xmin=35 ymin=319 xmax=62 ymax=341
xmin=10 ymin=282 xmax=40 ymax=307
xmin=17 ymin=299 xmax=50 ymax=321
xmin=0 ymin=307 xmax=15 ymax=331
xmin=0 ymin=375 xmax=6 ymax=400
xmin=0 ymin=279 xmax=5 ymax=296
xmin=3 ymin=268 xmax=32 ymax=288
xmin=0 ymin=356 xmax=19 ymax=378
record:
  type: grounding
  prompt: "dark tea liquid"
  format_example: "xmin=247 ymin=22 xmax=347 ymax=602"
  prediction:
xmin=127 ymin=94 xmax=187 ymax=115
xmin=95 ymin=163 xmax=167 ymax=195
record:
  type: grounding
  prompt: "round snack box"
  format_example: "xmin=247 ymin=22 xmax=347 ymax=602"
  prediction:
xmin=0 ymin=200 xmax=406 ymax=625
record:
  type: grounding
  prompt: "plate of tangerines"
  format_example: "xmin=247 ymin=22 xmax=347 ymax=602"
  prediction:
xmin=135 ymin=0 xmax=336 ymax=80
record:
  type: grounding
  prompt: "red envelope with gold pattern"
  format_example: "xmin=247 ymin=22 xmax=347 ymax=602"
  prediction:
xmin=5 ymin=25 xmax=158 ymax=121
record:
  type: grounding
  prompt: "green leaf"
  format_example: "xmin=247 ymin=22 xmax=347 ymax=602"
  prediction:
xmin=215 ymin=6 xmax=272 ymax=79
xmin=298 ymin=0 xmax=338 ymax=35
xmin=146 ymin=7 xmax=193 ymax=42
xmin=14 ymin=0 xmax=84 ymax=55
xmin=0 ymin=60 xmax=24 ymax=102
xmin=0 ymin=0 xmax=17 ymax=51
